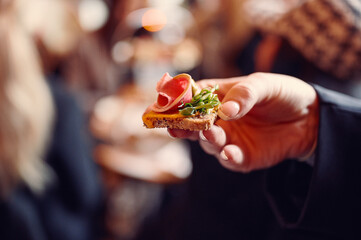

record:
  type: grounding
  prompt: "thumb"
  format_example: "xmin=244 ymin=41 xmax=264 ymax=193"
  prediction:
xmin=218 ymin=81 xmax=258 ymax=120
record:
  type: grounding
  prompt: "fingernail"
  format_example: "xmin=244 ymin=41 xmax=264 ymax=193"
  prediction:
xmin=219 ymin=101 xmax=240 ymax=120
xmin=221 ymin=146 xmax=244 ymax=164
xmin=167 ymin=130 xmax=176 ymax=139
xmin=220 ymin=150 xmax=228 ymax=161
xmin=199 ymin=130 xmax=208 ymax=141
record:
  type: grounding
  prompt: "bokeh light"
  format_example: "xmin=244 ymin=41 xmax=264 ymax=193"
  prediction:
xmin=141 ymin=8 xmax=167 ymax=32
xmin=111 ymin=40 xmax=134 ymax=64
xmin=78 ymin=0 xmax=109 ymax=32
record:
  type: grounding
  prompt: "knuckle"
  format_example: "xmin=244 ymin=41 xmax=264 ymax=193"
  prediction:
xmin=232 ymin=84 xmax=256 ymax=102
xmin=248 ymin=72 xmax=267 ymax=80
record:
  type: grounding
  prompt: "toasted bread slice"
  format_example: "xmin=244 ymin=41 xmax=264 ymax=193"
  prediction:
xmin=142 ymin=111 xmax=217 ymax=131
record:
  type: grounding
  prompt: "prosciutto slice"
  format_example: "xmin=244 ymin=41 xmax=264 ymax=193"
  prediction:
xmin=151 ymin=73 xmax=194 ymax=112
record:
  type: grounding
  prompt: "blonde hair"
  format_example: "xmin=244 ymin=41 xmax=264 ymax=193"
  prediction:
xmin=0 ymin=8 xmax=54 ymax=196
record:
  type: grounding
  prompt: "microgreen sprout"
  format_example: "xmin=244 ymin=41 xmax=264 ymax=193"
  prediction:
xmin=179 ymin=85 xmax=220 ymax=116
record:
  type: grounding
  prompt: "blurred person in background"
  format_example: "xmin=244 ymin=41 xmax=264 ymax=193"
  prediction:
xmin=0 ymin=1 xmax=104 ymax=240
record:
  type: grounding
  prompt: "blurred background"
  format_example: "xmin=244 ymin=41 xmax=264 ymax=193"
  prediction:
xmin=1 ymin=0 xmax=361 ymax=239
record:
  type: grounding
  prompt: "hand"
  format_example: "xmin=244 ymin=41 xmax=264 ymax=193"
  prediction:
xmin=168 ymin=73 xmax=319 ymax=172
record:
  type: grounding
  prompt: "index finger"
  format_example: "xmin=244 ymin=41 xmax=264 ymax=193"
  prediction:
xmin=196 ymin=77 xmax=247 ymax=100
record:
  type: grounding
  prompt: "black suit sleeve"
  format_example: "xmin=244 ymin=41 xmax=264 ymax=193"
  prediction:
xmin=266 ymin=85 xmax=361 ymax=238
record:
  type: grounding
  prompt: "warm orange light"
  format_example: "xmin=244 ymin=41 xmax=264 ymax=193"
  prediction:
xmin=141 ymin=8 xmax=167 ymax=32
